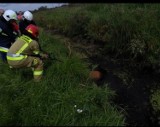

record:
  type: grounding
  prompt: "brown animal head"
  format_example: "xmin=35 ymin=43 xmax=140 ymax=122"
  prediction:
xmin=89 ymin=71 xmax=102 ymax=81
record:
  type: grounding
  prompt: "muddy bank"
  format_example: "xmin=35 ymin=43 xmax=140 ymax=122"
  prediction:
xmin=69 ymin=37 xmax=160 ymax=126
xmin=45 ymin=29 xmax=160 ymax=126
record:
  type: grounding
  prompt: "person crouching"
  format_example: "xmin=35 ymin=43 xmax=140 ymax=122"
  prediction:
xmin=7 ymin=24 xmax=48 ymax=82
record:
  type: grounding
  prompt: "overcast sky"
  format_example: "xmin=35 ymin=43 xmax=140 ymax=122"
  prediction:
xmin=0 ymin=3 xmax=67 ymax=12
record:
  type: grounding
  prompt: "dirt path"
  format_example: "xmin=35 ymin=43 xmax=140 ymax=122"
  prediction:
xmin=46 ymin=29 xmax=160 ymax=126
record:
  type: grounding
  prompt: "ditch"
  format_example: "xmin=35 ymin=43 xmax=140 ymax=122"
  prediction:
xmin=89 ymin=56 xmax=160 ymax=126
xmin=71 ymin=39 xmax=160 ymax=126
xmin=46 ymin=29 xmax=160 ymax=126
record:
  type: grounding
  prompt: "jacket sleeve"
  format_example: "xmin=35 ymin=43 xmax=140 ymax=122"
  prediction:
xmin=29 ymin=40 xmax=41 ymax=55
xmin=1 ymin=23 xmax=18 ymax=42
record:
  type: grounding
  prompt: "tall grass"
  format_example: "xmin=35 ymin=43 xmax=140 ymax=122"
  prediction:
xmin=150 ymin=86 xmax=160 ymax=113
xmin=34 ymin=3 xmax=160 ymax=70
xmin=0 ymin=29 xmax=125 ymax=126
xmin=31 ymin=3 xmax=160 ymax=124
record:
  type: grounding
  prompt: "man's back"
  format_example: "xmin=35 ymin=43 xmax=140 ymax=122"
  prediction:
xmin=19 ymin=19 xmax=36 ymax=34
xmin=0 ymin=16 xmax=17 ymax=48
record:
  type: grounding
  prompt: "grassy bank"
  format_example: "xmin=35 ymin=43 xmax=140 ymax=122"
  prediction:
xmin=0 ymin=29 xmax=125 ymax=126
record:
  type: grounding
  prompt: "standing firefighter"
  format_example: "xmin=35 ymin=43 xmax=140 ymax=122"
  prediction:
xmin=0 ymin=9 xmax=4 ymax=16
xmin=0 ymin=9 xmax=19 ymax=62
xmin=7 ymin=24 xmax=48 ymax=82
xmin=19 ymin=11 xmax=36 ymax=35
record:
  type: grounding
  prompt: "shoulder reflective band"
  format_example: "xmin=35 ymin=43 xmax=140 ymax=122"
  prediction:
xmin=16 ymin=35 xmax=33 ymax=54
xmin=34 ymin=70 xmax=43 ymax=76
xmin=19 ymin=35 xmax=32 ymax=43
xmin=7 ymin=52 xmax=27 ymax=61
xmin=0 ymin=46 xmax=9 ymax=52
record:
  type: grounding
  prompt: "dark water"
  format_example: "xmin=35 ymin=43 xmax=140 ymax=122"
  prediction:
xmin=89 ymin=57 xmax=160 ymax=126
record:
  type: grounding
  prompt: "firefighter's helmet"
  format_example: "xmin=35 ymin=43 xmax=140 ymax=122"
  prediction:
xmin=26 ymin=24 xmax=39 ymax=38
xmin=3 ymin=10 xmax=17 ymax=21
xmin=23 ymin=11 xmax=33 ymax=21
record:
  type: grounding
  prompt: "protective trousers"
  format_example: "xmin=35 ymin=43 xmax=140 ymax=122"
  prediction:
xmin=31 ymin=57 xmax=44 ymax=82
xmin=8 ymin=56 xmax=44 ymax=82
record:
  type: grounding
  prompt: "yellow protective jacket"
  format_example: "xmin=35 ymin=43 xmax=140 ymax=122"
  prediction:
xmin=7 ymin=35 xmax=41 ymax=66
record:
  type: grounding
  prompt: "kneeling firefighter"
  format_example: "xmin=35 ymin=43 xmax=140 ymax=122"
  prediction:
xmin=7 ymin=24 xmax=48 ymax=82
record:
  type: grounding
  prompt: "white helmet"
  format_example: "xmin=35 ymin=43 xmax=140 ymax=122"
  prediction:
xmin=3 ymin=10 xmax=17 ymax=21
xmin=23 ymin=11 xmax=33 ymax=21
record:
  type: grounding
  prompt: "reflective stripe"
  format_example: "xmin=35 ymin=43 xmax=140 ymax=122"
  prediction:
xmin=7 ymin=52 xmax=22 ymax=57
xmin=0 ymin=27 xmax=8 ymax=36
xmin=7 ymin=55 xmax=27 ymax=60
xmin=34 ymin=70 xmax=43 ymax=76
xmin=28 ymin=30 xmax=33 ymax=34
xmin=0 ymin=46 xmax=9 ymax=52
xmin=7 ymin=52 xmax=27 ymax=61
xmin=16 ymin=35 xmax=32 ymax=54
xmin=16 ymin=42 xmax=29 ymax=54
xmin=1 ymin=32 xmax=8 ymax=36
xmin=20 ymin=35 xmax=32 ymax=43
xmin=33 ymin=50 xmax=39 ymax=54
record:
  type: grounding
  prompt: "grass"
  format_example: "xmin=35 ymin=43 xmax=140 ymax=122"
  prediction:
xmin=150 ymin=86 xmax=160 ymax=113
xmin=0 ymin=28 xmax=126 ymax=126
xmin=33 ymin=5 xmax=160 ymax=118
xmin=34 ymin=4 xmax=160 ymax=70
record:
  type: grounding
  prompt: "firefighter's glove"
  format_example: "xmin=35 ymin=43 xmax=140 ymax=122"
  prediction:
xmin=40 ymin=53 xmax=48 ymax=59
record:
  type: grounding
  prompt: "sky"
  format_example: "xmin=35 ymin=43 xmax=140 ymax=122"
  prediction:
xmin=0 ymin=3 xmax=67 ymax=12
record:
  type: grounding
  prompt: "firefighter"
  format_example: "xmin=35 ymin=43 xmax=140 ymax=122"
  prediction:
xmin=0 ymin=9 xmax=19 ymax=62
xmin=7 ymin=24 xmax=48 ymax=82
xmin=0 ymin=9 xmax=4 ymax=16
xmin=17 ymin=11 xmax=23 ymax=21
xmin=19 ymin=11 xmax=36 ymax=35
